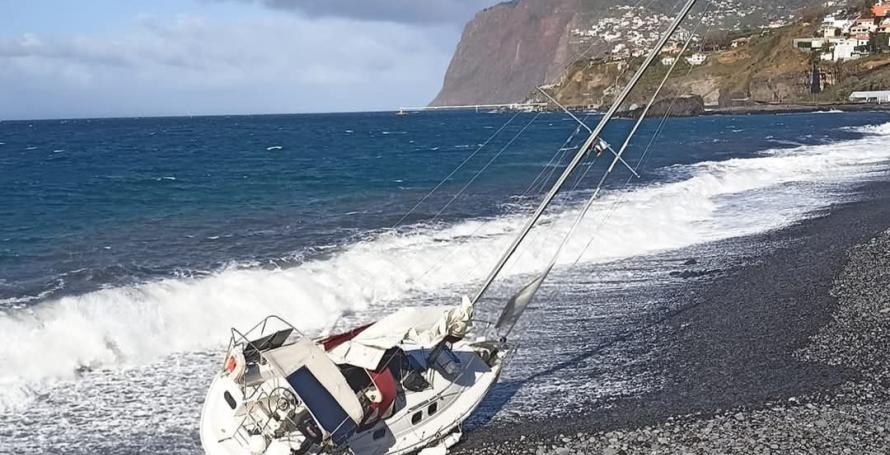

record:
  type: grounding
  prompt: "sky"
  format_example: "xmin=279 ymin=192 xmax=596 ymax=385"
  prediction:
xmin=0 ymin=0 xmax=500 ymax=119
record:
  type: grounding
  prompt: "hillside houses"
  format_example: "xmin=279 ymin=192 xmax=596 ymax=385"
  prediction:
xmin=875 ymin=0 xmax=890 ymax=18
xmin=731 ymin=36 xmax=753 ymax=48
xmin=686 ymin=53 xmax=708 ymax=65
xmin=793 ymin=5 xmax=890 ymax=62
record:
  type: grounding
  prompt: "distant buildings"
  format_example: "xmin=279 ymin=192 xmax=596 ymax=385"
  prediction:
xmin=686 ymin=53 xmax=707 ymax=66
xmin=874 ymin=1 xmax=890 ymax=18
xmin=731 ymin=37 xmax=752 ymax=48
xmin=831 ymin=39 xmax=859 ymax=61
xmin=661 ymin=41 xmax=684 ymax=55
xmin=793 ymin=10 xmax=890 ymax=62
xmin=850 ymin=18 xmax=878 ymax=35
xmin=819 ymin=23 xmax=843 ymax=38
xmin=794 ymin=38 xmax=826 ymax=50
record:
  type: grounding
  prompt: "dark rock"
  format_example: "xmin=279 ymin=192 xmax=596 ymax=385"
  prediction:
xmin=623 ymin=96 xmax=705 ymax=119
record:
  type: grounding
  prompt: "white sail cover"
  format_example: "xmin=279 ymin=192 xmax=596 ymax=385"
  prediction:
xmin=264 ymin=338 xmax=365 ymax=423
xmin=328 ymin=297 xmax=473 ymax=370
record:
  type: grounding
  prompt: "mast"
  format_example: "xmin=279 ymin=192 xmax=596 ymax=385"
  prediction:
xmin=471 ymin=0 xmax=698 ymax=305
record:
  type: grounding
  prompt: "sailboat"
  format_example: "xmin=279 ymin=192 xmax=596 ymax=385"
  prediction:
xmin=199 ymin=1 xmax=701 ymax=453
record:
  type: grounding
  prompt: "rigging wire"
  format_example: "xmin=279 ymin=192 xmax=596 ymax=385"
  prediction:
xmin=391 ymin=111 xmax=522 ymax=228
xmin=430 ymin=112 xmax=543 ymax=223
xmin=570 ymin=0 xmax=715 ymax=266
xmin=494 ymin=0 xmax=696 ymax=282
xmin=395 ymin=0 xmax=664 ymax=232
xmin=524 ymin=122 xmax=585 ymax=195
xmin=409 ymin=113 xmax=594 ymax=284
xmin=481 ymin=0 xmax=705 ymax=336
xmin=549 ymin=0 xmax=670 ymax=90
xmin=393 ymin=0 xmax=698 ymax=299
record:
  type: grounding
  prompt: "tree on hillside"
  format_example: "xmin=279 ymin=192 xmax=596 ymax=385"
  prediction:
xmin=701 ymin=30 xmax=730 ymax=51
xmin=800 ymin=5 xmax=829 ymax=23
xmin=861 ymin=0 xmax=877 ymax=15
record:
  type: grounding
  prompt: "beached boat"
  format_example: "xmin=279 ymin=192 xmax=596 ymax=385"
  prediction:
xmin=199 ymin=300 xmax=505 ymax=455
xmin=199 ymin=0 xmax=700 ymax=453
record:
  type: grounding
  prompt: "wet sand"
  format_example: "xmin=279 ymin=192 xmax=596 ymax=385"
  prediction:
xmin=456 ymin=179 xmax=890 ymax=453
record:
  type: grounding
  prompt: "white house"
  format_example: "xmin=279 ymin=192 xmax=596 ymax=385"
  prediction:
xmin=731 ymin=36 xmax=752 ymax=48
xmin=819 ymin=25 xmax=842 ymax=37
xmin=850 ymin=19 xmax=878 ymax=35
xmin=850 ymin=24 xmax=877 ymax=35
xmin=832 ymin=39 xmax=858 ymax=61
xmin=661 ymin=56 xmax=676 ymax=66
xmin=686 ymin=52 xmax=707 ymax=65
xmin=793 ymin=38 xmax=825 ymax=51
xmin=823 ymin=16 xmax=854 ymax=32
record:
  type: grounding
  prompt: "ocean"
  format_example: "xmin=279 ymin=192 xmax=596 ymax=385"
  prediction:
xmin=1 ymin=110 xmax=890 ymax=452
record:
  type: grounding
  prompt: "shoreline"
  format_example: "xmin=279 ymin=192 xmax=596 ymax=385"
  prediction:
xmin=456 ymin=178 xmax=890 ymax=453
xmin=566 ymin=102 xmax=890 ymax=118
xmin=704 ymin=103 xmax=890 ymax=116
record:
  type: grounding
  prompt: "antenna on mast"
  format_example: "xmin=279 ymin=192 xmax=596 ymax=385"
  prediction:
xmin=537 ymin=87 xmax=640 ymax=178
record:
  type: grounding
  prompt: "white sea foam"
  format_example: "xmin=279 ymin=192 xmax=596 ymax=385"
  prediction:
xmin=1 ymin=122 xmax=889 ymax=410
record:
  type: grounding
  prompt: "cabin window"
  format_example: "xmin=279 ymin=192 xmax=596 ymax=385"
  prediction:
xmin=372 ymin=429 xmax=386 ymax=440
xmin=411 ymin=411 xmax=423 ymax=425
xmin=428 ymin=402 xmax=438 ymax=415
xmin=223 ymin=391 xmax=237 ymax=410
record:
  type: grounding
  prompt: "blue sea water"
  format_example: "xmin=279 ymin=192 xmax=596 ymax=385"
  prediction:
xmin=1 ymin=110 xmax=890 ymax=452
xmin=2 ymin=111 xmax=886 ymax=306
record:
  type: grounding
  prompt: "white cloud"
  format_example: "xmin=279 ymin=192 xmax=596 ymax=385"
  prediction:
xmin=220 ymin=0 xmax=501 ymax=25
xmin=0 ymin=14 xmax=458 ymax=119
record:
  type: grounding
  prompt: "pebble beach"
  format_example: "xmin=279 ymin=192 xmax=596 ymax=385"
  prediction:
xmin=456 ymin=182 xmax=890 ymax=454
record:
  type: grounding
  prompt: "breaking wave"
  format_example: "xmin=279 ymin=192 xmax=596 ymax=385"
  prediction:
xmin=1 ymin=122 xmax=889 ymax=410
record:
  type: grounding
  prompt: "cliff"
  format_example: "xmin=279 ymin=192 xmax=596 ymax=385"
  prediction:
xmin=431 ymin=0 xmax=833 ymax=106
xmin=430 ymin=0 xmax=582 ymax=106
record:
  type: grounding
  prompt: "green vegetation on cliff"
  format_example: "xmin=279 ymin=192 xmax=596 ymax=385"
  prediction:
xmin=541 ymin=20 xmax=890 ymax=109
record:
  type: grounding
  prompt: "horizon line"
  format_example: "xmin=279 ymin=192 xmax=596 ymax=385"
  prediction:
xmin=0 ymin=107 xmax=412 ymax=123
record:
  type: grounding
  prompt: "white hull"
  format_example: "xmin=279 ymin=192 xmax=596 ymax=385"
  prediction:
xmin=346 ymin=344 xmax=504 ymax=455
